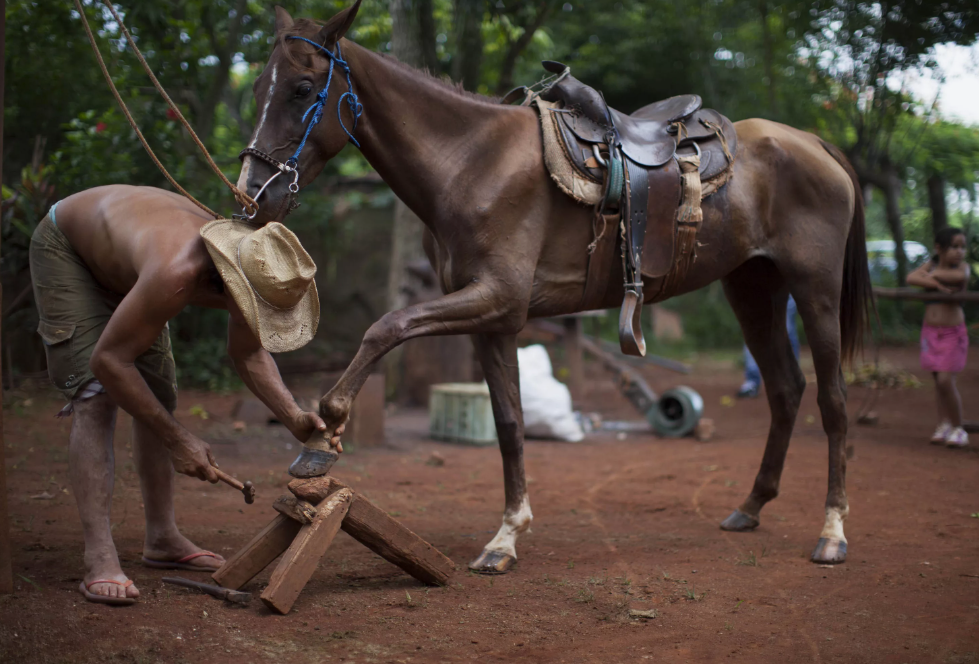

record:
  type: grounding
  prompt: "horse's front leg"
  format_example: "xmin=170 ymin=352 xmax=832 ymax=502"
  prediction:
xmin=468 ymin=332 xmax=531 ymax=574
xmin=289 ymin=278 xmax=529 ymax=477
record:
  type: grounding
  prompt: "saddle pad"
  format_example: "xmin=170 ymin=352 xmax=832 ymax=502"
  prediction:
xmin=534 ymin=99 xmax=603 ymax=206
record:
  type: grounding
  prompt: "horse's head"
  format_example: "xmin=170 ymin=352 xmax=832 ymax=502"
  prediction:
xmin=237 ymin=2 xmax=362 ymax=224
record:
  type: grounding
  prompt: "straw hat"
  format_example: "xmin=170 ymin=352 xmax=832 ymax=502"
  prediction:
xmin=200 ymin=219 xmax=319 ymax=353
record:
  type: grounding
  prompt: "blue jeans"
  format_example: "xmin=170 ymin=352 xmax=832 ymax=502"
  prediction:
xmin=743 ymin=295 xmax=800 ymax=387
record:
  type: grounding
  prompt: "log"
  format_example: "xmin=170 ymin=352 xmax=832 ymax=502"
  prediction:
xmin=288 ymin=477 xmax=455 ymax=586
xmin=212 ymin=514 xmax=302 ymax=590
xmin=273 ymin=494 xmax=318 ymax=525
xmin=873 ymin=287 xmax=979 ymax=303
xmin=261 ymin=489 xmax=353 ymax=614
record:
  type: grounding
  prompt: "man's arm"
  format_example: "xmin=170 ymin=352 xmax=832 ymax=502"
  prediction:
xmin=226 ymin=304 xmax=329 ymax=444
xmin=90 ymin=270 xmax=219 ymax=482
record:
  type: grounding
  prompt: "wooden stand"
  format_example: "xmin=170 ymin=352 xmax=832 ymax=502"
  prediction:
xmin=213 ymin=476 xmax=454 ymax=614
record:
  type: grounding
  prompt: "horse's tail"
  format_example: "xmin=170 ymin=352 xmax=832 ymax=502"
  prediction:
xmin=820 ymin=139 xmax=876 ymax=366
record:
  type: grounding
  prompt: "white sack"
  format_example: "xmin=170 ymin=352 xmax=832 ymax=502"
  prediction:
xmin=517 ymin=344 xmax=585 ymax=442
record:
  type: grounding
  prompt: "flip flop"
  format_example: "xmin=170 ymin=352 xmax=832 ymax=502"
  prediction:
xmin=78 ymin=579 xmax=137 ymax=606
xmin=142 ymin=551 xmax=223 ymax=571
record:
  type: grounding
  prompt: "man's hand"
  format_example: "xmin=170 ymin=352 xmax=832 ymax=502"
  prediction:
xmin=286 ymin=409 xmax=329 ymax=443
xmin=169 ymin=436 xmax=220 ymax=482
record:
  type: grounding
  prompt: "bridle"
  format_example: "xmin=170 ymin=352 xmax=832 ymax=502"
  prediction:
xmin=237 ymin=37 xmax=363 ymax=220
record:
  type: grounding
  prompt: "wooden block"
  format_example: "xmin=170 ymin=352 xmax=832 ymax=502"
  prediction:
xmin=260 ymin=489 xmax=353 ymax=615
xmin=273 ymin=494 xmax=318 ymax=524
xmin=288 ymin=476 xmax=455 ymax=586
xmin=288 ymin=476 xmax=341 ymax=504
xmin=212 ymin=514 xmax=302 ymax=590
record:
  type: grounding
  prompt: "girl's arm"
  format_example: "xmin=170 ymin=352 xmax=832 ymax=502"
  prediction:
xmin=930 ymin=263 xmax=969 ymax=289
xmin=906 ymin=260 xmax=952 ymax=292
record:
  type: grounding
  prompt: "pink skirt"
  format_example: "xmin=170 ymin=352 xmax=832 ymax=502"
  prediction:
xmin=920 ymin=323 xmax=968 ymax=373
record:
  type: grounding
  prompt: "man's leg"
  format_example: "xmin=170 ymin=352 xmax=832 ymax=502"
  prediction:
xmin=70 ymin=393 xmax=140 ymax=600
xmin=739 ymin=345 xmax=762 ymax=397
xmin=134 ymin=420 xmax=225 ymax=569
xmin=786 ymin=295 xmax=801 ymax=359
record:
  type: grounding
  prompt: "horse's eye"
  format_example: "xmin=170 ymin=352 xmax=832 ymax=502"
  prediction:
xmin=297 ymin=85 xmax=312 ymax=97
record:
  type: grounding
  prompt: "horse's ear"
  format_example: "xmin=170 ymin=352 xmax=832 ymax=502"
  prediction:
xmin=274 ymin=6 xmax=294 ymax=34
xmin=318 ymin=0 xmax=362 ymax=49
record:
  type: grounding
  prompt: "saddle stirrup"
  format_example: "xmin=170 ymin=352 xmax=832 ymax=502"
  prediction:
xmin=618 ymin=288 xmax=646 ymax=357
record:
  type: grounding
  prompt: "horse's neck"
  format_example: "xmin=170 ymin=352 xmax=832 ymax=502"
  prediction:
xmin=345 ymin=41 xmax=507 ymax=220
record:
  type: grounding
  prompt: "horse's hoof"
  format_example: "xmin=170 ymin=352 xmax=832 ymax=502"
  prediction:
xmin=720 ymin=509 xmax=760 ymax=532
xmin=811 ymin=538 xmax=847 ymax=564
xmin=468 ymin=550 xmax=516 ymax=575
xmin=288 ymin=447 xmax=339 ymax=478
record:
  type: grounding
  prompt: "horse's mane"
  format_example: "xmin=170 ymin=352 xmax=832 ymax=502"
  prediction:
xmin=278 ymin=18 xmax=502 ymax=107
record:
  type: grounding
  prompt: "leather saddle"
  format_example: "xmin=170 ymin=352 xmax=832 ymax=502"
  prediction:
xmin=535 ymin=61 xmax=737 ymax=357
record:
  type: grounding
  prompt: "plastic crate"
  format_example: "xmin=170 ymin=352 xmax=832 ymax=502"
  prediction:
xmin=428 ymin=383 xmax=498 ymax=446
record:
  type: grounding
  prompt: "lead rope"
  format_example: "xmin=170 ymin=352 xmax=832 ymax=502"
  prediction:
xmin=73 ymin=0 xmax=258 ymax=218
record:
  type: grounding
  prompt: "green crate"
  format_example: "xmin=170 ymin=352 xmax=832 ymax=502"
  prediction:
xmin=428 ymin=383 xmax=498 ymax=446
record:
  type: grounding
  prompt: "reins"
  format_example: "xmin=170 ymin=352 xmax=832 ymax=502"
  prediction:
xmin=74 ymin=0 xmax=258 ymax=218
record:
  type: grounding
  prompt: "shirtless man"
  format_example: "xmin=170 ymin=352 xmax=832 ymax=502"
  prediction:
xmin=30 ymin=185 xmax=340 ymax=605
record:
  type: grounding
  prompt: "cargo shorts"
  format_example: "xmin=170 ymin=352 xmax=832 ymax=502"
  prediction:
xmin=29 ymin=213 xmax=178 ymax=412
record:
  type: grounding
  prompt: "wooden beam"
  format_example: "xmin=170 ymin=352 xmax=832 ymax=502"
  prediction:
xmin=261 ymin=489 xmax=353 ymax=614
xmin=273 ymin=493 xmax=317 ymax=524
xmin=873 ymin=287 xmax=979 ymax=303
xmin=0 ymin=0 xmax=12 ymax=596
xmin=212 ymin=514 xmax=302 ymax=590
xmin=288 ymin=477 xmax=455 ymax=586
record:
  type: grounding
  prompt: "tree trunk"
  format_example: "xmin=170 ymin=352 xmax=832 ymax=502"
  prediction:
xmin=387 ymin=0 xmax=446 ymax=394
xmin=0 ymin=0 xmax=12 ymax=596
xmin=451 ymin=0 xmax=485 ymax=91
xmin=494 ymin=1 xmax=552 ymax=95
xmin=390 ymin=0 xmax=440 ymax=73
xmin=926 ymin=174 xmax=948 ymax=240
xmin=759 ymin=0 xmax=776 ymax=117
xmin=882 ymin=165 xmax=908 ymax=286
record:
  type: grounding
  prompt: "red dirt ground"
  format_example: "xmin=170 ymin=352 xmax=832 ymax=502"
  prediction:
xmin=1 ymin=346 xmax=977 ymax=663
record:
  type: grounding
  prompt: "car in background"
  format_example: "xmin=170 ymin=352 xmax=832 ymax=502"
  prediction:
xmin=866 ymin=240 xmax=930 ymax=284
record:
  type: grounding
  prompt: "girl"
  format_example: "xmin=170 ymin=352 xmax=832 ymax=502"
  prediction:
xmin=907 ymin=227 xmax=971 ymax=447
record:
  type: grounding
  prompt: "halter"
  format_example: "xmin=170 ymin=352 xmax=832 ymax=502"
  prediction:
xmin=237 ymin=37 xmax=363 ymax=220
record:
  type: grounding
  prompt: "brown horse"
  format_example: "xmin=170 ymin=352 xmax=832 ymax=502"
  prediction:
xmin=237 ymin=2 xmax=873 ymax=574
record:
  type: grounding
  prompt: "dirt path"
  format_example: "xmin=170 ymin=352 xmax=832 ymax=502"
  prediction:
xmin=1 ymin=347 xmax=977 ymax=663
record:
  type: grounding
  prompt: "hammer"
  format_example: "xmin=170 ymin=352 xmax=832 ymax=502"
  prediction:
xmin=162 ymin=577 xmax=251 ymax=605
xmin=213 ymin=467 xmax=256 ymax=504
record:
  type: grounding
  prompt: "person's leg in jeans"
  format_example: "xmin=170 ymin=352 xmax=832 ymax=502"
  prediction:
xmin=740 ymin=295 xmax=800 ymax=398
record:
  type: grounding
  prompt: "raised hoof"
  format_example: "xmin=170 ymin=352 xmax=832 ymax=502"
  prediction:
xmin=468 ymin=550 xmax=516 ymax=575
xmin=810 ymin=538 xmax=847 ymax=564
xmin=288 ymin=447 xmax=339 ymax=479
xmin=719 ymin=509 xmax=760 ymax=532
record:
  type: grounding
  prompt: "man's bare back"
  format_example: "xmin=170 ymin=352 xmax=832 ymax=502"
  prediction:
xmin=57 ymin=185 xmax=221 ymax=304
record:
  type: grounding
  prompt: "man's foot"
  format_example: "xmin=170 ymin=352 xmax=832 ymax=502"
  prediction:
xmin=930 ymin=421 xmax=952 ymax=445
xmin=945 ymin=427 xmax=969 ymax=448
xmin=737 ymin=382 xmax=760 ymax=399
xmin=142 ymin=534 xmax=225 ymax=571
xmin=80 ymin=565 xmax=139 ymax=605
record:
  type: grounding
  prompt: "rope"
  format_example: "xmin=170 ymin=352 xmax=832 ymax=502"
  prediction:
xmin=73 ymin=0 xmax=258 ymax=217
xmin=285 ymin=37 xmax=363 ymax=158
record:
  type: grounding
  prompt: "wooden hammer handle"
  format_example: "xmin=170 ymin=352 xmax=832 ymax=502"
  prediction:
xmin=213 ymin=467 xmax=244 ymax=490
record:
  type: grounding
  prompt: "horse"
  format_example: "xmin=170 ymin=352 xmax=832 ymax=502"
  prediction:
xmin=236 ymin=1 xmax=874 ymax=574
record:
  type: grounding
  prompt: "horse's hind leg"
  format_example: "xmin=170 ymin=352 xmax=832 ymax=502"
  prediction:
xmin=719 ymin=262 xmax=806 ymax=532
xmin=468 ymin=332 xmax=531 ymax=574
xmin=793 ymin=289 xmax=850 ymax=564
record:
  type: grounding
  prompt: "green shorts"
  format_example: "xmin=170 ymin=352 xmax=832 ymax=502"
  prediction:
xmin=29 ymin=213 xmax=178 ymax=411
